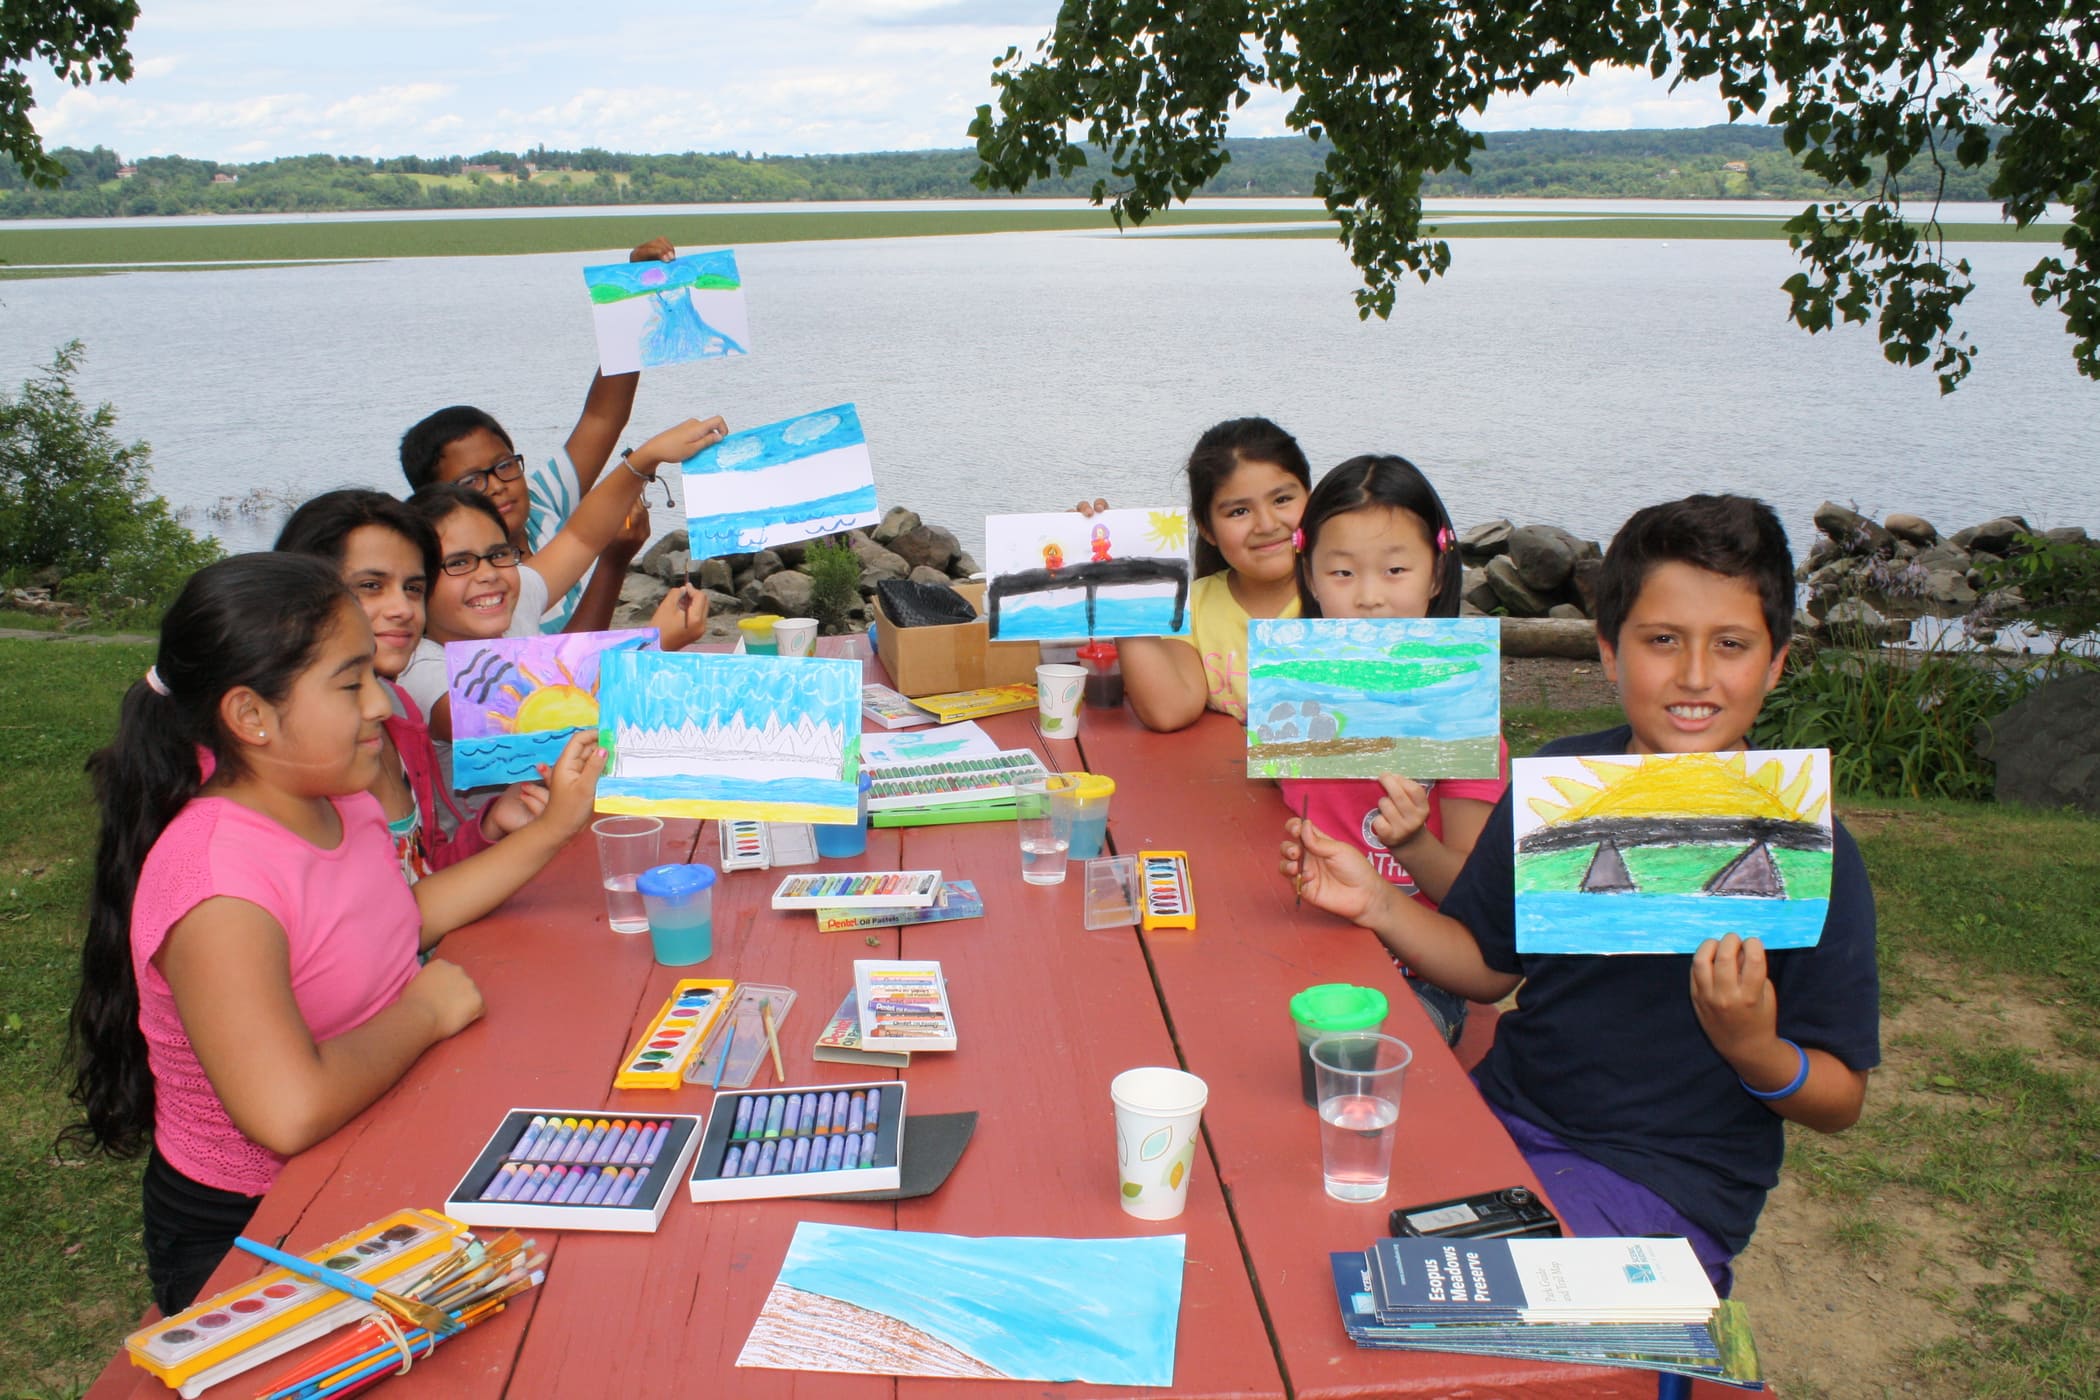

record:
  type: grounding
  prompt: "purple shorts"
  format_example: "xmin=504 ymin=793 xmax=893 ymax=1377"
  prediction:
xmin=1485 ymin=1099 xmax=1735 ymax=1296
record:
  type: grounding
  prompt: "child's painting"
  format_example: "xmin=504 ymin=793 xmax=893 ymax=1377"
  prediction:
xmin=444 ymin=628 xmax=656 ymax=788
xmin=860 ymin=719 xmax=1000 ymax=767
xmin=582 ymin=248 xmax=750 ymax=375
xmin=1246 ymin=618 xmax=1501 ymax=780
xmin=1512 ymin=748 xmax=1834 ymax=955
xmin=682 ymin=404 xmax=879 ymax=561
xmin=737 ymin=1222 xmax=1184 ymax=1387
xmin=594 ymin=650 xmax=861 ymax=823
xmin=981 ymin=509 xmax=1193 ymax=641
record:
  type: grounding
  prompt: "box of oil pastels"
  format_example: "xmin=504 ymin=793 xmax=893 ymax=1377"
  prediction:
xmin=446 ymin=1108 xmax=703 ymax=1231
xmin=687 ymin=1081 xmax=904 ymax=1202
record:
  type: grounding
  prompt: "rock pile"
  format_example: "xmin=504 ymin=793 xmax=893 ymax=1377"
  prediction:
xmin=1454 ymin=520 xmax=1604 ymax=622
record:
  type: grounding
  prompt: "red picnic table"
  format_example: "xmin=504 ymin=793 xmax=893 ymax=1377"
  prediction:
xmin=88 ymin=636 xmax=1730 ymax=1400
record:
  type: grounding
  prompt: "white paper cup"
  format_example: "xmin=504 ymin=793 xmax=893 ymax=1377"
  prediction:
xmin=1036 ymin=663 xmax=1086 ymax=737
xmin=1110 ymin=1066 xmax=1208 ymax=1220
xmin=773 ymin=617 xmax=818 ymax=657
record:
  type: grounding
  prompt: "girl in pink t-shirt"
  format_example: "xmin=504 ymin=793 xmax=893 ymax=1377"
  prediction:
xmin=63 ymin=554 xmax=603 ymax=1314
xmin=1274 ymin=455 xmax=1510 ymax=1045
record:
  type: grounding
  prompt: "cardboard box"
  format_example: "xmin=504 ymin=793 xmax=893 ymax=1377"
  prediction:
xmin=873 ymin=580 xmax=1040 ymax=697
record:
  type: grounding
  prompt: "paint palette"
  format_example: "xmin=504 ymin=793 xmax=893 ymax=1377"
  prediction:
xmin=1139 ymin=850 xmax=1196 ymax=930
xmin=613 ymin=978 xmax=735 ymax=1089
xmin=124 ymin=1208 xmax=469 ymax=1397
xmin=447 ymin=1108 xmax=704 ymax=1232
xmin=688 ymin=1082 xmax=905 ymax=1202
xmin=771 ymin=870 xmax=944 ymax=909
xmin=718 ymin=819 xmax=819 ymax=871
xmin=866 ymin=750 xmax=1048 ymax=811
xmin=685 ymin=982 xmax=799 ymax=1090
xmin=1084 ymin=855 xmax=1144 ymax=930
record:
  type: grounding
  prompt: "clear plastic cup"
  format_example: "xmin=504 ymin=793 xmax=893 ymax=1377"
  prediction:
xmin=636 ymin=863 xmax=718 ymax=965
xmin=737 ymin=614 xmax=781 ymax=655
xmin=1310 ymin=1032 xmax=1411 ymax=1202
xmin=592 ymin=815 xmax=662 ymax=934
xmin=1016 ymin=773 xmax=1080 ymax=885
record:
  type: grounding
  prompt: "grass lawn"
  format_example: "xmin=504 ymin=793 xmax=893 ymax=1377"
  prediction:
xmin=4 ymin=664 xmax=2094 ymax=1396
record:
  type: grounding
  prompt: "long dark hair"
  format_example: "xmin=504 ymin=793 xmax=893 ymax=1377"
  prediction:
xmin=276 ymin=488 xmax=440 ymax=584
xmin=1185 ymin=417 xmax=1311 ymax=578
xmin=406 ymin=481 xmax=507 ymax=540
xmin=65 ymin=554 xmax=351 ymax=1158
xmin=1294 ymin=454 xmax=1463 ymax=618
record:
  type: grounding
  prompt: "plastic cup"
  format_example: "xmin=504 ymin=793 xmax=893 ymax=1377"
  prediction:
xmin=1077 ymin=639 xmax=1123 ymax=708
xmin=1060 ymin=770 xmax=1116 ymax=860
xmin=592 ymin=816 xmax=663 ymax=934
xmin=774 ymin=617 xmax=818 ymax=657
xmin=636 ymin=863 xmax=718 ymax=965
xmin=1015 ymin=773 xmax=1080 ymax=885
xmin=1035 ymin=663 xmax=1086 ymax=737
xmin=1310 ymin=1032 xmax=1411 ymax=1203
xmin=737 ymin=614 xmax=781 ymax=655
xmin=814 ymin=771 xmax=873 ymax=858
xmin=1110 ymin=1067 xmax=1209 ymax=1220
xmin=1289 ymin=983 xmax=1390 ymax=1107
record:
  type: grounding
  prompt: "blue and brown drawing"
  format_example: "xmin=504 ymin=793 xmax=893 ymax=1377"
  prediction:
xmin=1512 ymin=749 xmax=1834 ymax=954
xmin=1246 ymin=618 xmax=1501 ymax=779
xmin=445 ymin=628 xmax=656 ymax=788
xmin=594 ymin=650 xmax=862 ymax=823
xmin=982 ymin=509 xmax=1194 ymax=641
xmin=682 ymin=404 xmax=879 ymax=560
xmin=582 ymin=248 xmax=750 ymax=373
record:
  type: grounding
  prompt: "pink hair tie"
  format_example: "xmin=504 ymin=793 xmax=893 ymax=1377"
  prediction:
xmin=1290 ymin=527 xmax=1305 ymax=553
xmin=1436 ymin=525 xmax=1456 ymax=554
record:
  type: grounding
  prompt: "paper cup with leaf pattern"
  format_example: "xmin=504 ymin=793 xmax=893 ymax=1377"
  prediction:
xmin=1110 ymin=1066 xmax=1209 ymax=1220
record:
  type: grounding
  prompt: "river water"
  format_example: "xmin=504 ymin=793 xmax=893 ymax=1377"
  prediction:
xmin=3 ymin=201 xmax=2094 ymax=558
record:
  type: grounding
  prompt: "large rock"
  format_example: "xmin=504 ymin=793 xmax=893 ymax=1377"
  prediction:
xmin=891 ymin=524 xmax=960 ymax=574
xmin=1819 ymin=598 xmax=1909 ymax=644
xmin=697 ymin=557 xmax=734 ymax=594
xmin=650 ymin=549 xmax=690 ymax=585
xmin=635 ymin=529 xmax=689 ymax=579
xmin=2041 ymin=525 xmax=2094 ymax=548
xmin=951 ymin=551 xmax=982 ymax=579
xmin=872 ymin=507 xmax=921 ymax=545
xmin=770 ymin=540 xmax=811 ymax=567
xmin=749 ymin=549 xmax=784 ymax=583
xmin=1911 ymin=542 xmax=1970 ymax=574
xmin=615 ymin=572 xmax=670 ymax=625
xmin=1507 ymin=524 xmax=1582 ymax=592
xmin=1569 ymin=557 xmax=1603 ymax=617
xmin=1923 ymin=569 xmax=1977 ymax=609
xmin=1978 ymin=672 xmax=2100 ymax=815
xmin=848 ymin=532 xmax=912 ymax=585
xmin=1484 ymin=555 xmax=1550 ymax=617
xmin=1813 ymin=501 xmax=1894 ymax=556
xmin=1884 ymin=512 xmax=1938 ymax=547
xmin=1458 ymin=519 xmax=1513 ymax=563
xmin=759 ymin=570 xmax=815 ymax=617
xmin=1965 ymin=515 xmax=2032 ymax=555
xmin=908 ymin=565 xmax=952 ymax=589
xmin=1461 ymin=567 xmax=1500 ymax=616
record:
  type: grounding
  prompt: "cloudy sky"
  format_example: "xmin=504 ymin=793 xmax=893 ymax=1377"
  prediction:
xmin=31 ymin=1 xmax=1734 ymax=163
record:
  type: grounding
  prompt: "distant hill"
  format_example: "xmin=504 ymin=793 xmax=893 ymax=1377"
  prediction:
xmin=0 ymin=128 xmax=2000 ymax=219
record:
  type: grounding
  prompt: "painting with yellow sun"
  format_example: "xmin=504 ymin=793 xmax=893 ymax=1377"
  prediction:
xmin=445 ymin=628 xmax=657 ymax=788
xmin=1511 ymin=748 xmax=1834 ymax=954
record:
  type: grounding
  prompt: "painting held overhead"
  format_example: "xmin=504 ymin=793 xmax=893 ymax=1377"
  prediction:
xmin=1246 ymin=617 xmax=1501 ymax=780
xmin=1511 ymin=748 xmax=1836 ymax=955
xmin=445 ymin=628 xmax=656 ymax=788
xmin=682 ymin=405 xmax=879 ymax=561
xmin=594 ymin=650 xmax=862 ymax=823
xmin=981 ymin=509 xmax=1194 ymax=641
xmin=582 ymin=248 xmax=750 ymax=375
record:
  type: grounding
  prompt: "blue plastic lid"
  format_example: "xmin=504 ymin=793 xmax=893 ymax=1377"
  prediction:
xmin=858 ymin=770 xmax=873 ymax=792
xmin=636 ymin=863 xmax=718 ymax=904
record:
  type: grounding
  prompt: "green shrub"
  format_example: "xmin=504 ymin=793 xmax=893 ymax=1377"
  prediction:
xmin=0 ymin=341 xmax=220 ymax=616
xmin=1972 ymin=532 xmax=2100 ymax=645
xmin=804 ymin=536 xmax=860 ymax=633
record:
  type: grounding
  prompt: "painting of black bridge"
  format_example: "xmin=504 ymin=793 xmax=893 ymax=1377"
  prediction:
xmin=986 ymin=558 xmax=1192 ymax=638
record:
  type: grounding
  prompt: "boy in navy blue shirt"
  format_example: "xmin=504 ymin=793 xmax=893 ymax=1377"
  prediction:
xmin=1283 ymin=494 xmax=1879 ymax=1293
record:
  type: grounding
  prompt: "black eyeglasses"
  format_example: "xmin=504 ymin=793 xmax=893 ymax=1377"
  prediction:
xmin=439 ymin=544 xmax=523 ymax=576
xmin=456 ymin=454 xmax=525 ymax=493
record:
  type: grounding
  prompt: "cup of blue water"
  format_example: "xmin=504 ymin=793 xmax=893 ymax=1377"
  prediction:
xmin=636 ymin=863 xmax=718 ymax=966
xmin=1060 ymin=771 xmax=1115 ymax=860
xmin=815 ymin=771 xmax=874 ymax=859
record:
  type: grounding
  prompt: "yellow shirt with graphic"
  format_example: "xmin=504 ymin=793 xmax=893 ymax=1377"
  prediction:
xmin=1183 ymin=571 xmax=1302 ymax=722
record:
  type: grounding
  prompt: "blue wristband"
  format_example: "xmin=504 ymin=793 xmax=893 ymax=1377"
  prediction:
xmin=1741 ymin=1038 xmax=1810 ymax=1101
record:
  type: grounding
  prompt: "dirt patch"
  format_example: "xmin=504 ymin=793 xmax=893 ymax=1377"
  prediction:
xmin=1501 ymin=655 xmax=1618 ymax=711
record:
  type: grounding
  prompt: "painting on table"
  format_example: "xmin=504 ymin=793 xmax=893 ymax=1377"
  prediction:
xmin=593 ymin=650 xmax=861 ymax=823
xmin=1512 ymin=748 xmax=1835 ymax=954
xmin=981 ymin=509 xmax=1193 ymax=641
xmin=444 ymin=628 xmax=656 ymax=788
xmin=1246 ymin=617 xmax=1501 ymax=779
xmin=738 ymin=1222 xmax=1184 ymax=1386
xmin=582 ymin=247 xmax=750 ymax=374
xmin=682 ymin=404 xmax=879 ymax=561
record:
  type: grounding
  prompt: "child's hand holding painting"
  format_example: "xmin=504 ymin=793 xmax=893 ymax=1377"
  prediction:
xmin=532 ymin=730 xmax=609 ymax=840
xmin=1368 ymin=773 xmax=1434 ymax=849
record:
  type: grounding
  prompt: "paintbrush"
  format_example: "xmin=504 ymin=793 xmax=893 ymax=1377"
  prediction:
xmin=1295 ymin=793 xmax=1309 ymax=909
xmin=233 ymin=1236 xmax=457 ymax=1336
xmin=712 ymin=1023 xmax=737 ymax=1089
xmin=759 ymin=997 xmax=786 ymax=1083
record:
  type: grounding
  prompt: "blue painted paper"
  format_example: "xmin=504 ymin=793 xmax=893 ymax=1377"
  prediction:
xmin=681 ymin=404 xmax=879 ymax=559
xmin=738 ymin=1222 xmax=1184 ymax=1386
xmin=582 ymin=248 xmax=750 ymax=374
xmin=444 ymin=628 xmax=656 ymax=788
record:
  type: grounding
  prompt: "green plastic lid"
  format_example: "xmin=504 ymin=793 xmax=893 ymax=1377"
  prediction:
xmin=1289 ymin=983 xmax=1389 ymax=1032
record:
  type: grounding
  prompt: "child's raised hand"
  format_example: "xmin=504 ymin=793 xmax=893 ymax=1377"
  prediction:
xmin=631 ymin=416 xmax=729 ymax=474
xmin=629 ymin=236 xmax=676 ymax=263
xmin=1369 ymin=774 xmax=1434 ymax=850
xmin=1281 ymin=815 xmax=1390 ymax=926
xmin=405 ymin=958 xmax=485 ymax=1038
xmin=1690 ymin=932 xmax=1779 ymax=1062
xmin=650 ymin=585 xmax=710 ymax=652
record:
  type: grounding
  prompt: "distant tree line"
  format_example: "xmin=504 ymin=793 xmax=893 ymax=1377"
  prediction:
xmin=0 ymin=128 xmax=2002 ymax=219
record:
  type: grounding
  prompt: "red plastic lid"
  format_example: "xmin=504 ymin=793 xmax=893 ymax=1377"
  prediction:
xmin=1076 ymin=640 xmax=1119 ymax=663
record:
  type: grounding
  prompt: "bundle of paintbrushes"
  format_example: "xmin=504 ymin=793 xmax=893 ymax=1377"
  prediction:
xmin=249 ymin=1230 xmax=545 ymax=1400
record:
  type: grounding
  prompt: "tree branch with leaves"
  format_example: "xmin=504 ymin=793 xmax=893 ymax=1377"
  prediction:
xmin=971 ymin=1 xmax=2100 ymax=393
xmin=2 ymin=0 xmax=139 ymax=187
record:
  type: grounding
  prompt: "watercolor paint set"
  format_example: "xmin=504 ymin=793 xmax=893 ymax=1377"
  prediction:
xmin=688 ymin=1082 xmax=905 ymax=1202
xmin=124 ymin=1208 xmax=469 ymax=1396
xmin=1139 ymin=850 xmax=1197 ymax=930
xmin=866 ymin=749 xmax=1048 ymax=812
xmin=446 ymin=1109 xmax=703 ymax=1231
xmin=771 ymin=869 xmax=944 ymax=909
xmin=612 ymin=978 xmax=736 ymax=1089
xmin=717 ymin=819 xmax=819 ymax=871
xmin=684 ymin=982 xmax=799 ymax=1090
